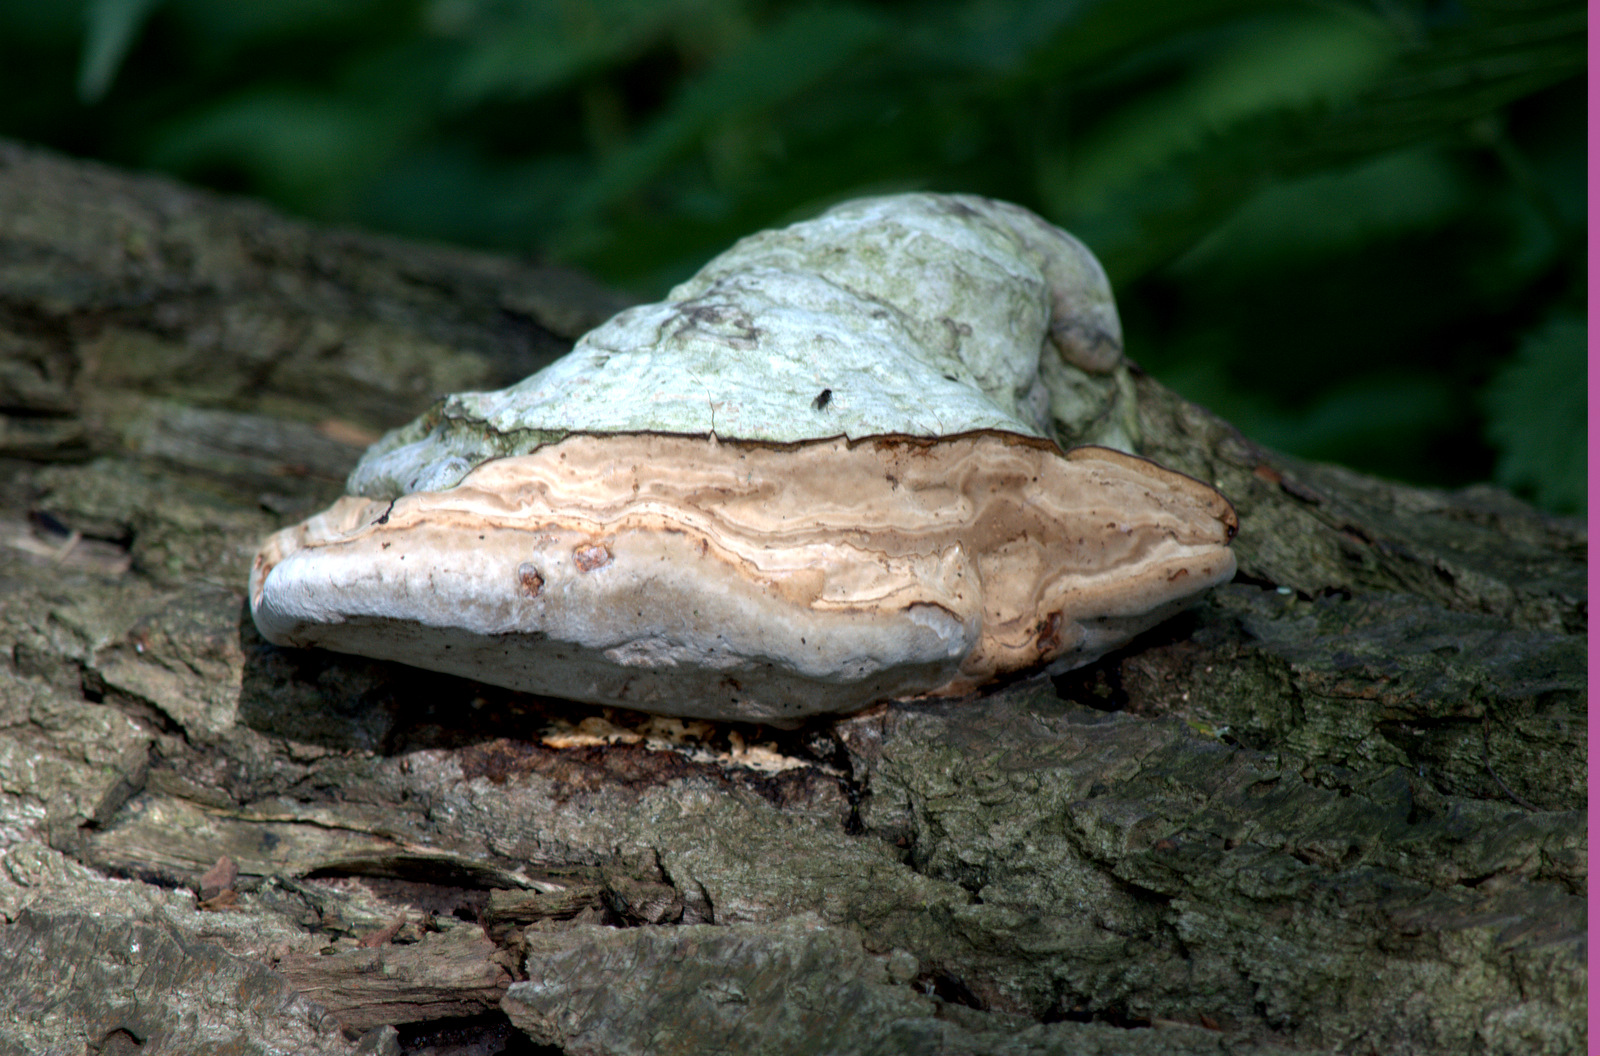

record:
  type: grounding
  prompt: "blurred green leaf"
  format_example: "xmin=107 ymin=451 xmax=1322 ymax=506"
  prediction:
xmin=443 ymin=0 xmax=717 ymax=106
xmin=145 ymin=87 xmax=419 ymax=212
xmin=0 ymin=0 xmax=91 ymax=41
xmin=165 ymin=0 xmax=393 ymax=57
xmin=1020 ymin=0 xmax=1285 ymax=77
xmin=1058 ymin=0 xmax=1584 ymax=281
xmin=358 ymin=144 xmax=591 ymax=249
xmin=902 ymin=0 xmax=1093 ymax=73
xmin=563 ymin=4 xmax=888 ymax=224
xmin=1161 ymin=356 xmax=1462 ymax=478
xmin=1176 ymin=147 xmax=1467 ymax=271
xmin=1050 ymin=10 xmax=1400 ymax=217
xmin=1484 ymin=313 xmax=1586 ymax=513
xmin=78 ymin=0 xmax=162 ymax=103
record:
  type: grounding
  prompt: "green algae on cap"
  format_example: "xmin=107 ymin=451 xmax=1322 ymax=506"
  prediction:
xmin=347 ymin=193 xmax=1127 ymax=500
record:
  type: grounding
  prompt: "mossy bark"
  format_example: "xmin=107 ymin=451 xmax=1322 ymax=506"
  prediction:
xmin=0 ymin=140 xmax=1583 ymax=1056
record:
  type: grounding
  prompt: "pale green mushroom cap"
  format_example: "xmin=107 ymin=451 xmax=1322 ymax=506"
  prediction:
xmin=349 ymin=193 xmax=1129 ymax=500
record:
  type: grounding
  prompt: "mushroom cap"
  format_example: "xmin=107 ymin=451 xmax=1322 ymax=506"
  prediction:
xmin=252 ymin=433 xmax=1236 ymax=725
xmin=347 ymin=194 xmax=1123 ymax=501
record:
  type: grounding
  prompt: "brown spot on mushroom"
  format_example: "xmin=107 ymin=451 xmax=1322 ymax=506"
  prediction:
xmin=573 ymin=543 xmax=612 ymax=572
xmin=517 ymin=563 xmax=544 ymax=597
xmin=1034 ymin=611 xmax=1065 ymax=653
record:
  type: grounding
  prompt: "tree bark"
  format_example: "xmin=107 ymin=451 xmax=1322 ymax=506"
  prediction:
xmin=0 ymin=139 xmax=1583 ymax=1056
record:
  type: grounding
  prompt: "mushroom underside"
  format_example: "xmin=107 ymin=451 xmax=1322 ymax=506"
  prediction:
xmin=250 ymin=432 xmax=1237 ymax=723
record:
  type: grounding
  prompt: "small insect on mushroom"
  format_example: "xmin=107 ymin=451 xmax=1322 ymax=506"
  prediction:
xmin=250 ymin=193 xmax=1236 ymax=725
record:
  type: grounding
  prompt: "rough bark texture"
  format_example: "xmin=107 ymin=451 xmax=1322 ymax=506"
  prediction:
xmin=0 ymin=139 xmax=1584 ymax=1056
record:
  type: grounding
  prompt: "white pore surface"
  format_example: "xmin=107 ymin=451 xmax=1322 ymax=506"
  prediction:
xmin=253 ymin=436 xmax=1236 ymax=723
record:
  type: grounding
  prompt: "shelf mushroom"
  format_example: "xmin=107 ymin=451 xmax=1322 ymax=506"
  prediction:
xmin=249 ymin=194 xmax=1237 ymax=724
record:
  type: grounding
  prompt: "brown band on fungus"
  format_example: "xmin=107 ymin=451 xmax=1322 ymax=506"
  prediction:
xmin=251 ymin=431 xmax=1236 ymax=721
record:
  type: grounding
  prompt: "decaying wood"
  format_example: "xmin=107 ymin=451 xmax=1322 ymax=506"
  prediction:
xmin=274 ymin=924 xmax=511 ymax=1033
xmin=0 ymin=139 xmax=1583 ymax=1055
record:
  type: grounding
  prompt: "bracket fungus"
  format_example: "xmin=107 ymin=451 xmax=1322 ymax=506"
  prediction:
xmin=250 ymin=194 xmax=1237 ymax=724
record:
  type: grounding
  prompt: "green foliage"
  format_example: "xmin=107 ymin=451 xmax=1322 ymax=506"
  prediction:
xmin=0 ymin=0 xmax=1584 ymax=510
xmin=78 ymin=0 xmax=163 ymax=102
xmin=1484 ymin=313 xmax=1586 ymax=513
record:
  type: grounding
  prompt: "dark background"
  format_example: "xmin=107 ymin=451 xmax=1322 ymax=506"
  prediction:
xmin=0 ymin=0 xmax=1584 ymax=511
